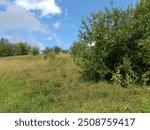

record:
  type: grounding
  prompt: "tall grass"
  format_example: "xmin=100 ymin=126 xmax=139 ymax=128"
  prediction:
xmin=0 ymin=54 xmax=150 ymax=112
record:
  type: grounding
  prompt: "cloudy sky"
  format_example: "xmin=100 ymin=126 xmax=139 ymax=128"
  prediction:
xmin=0 ymin=0 xmax=139 ymax=50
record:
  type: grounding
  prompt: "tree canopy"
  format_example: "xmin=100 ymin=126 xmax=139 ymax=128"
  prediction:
xmin=0 ymin=39 xmax=39 ymax=56
xmin=71 ymin=0 xmax=150 ymax=86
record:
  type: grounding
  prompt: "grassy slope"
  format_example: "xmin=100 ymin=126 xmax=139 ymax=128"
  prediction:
xmin=0 ymin=54 xmax=150 ymax=112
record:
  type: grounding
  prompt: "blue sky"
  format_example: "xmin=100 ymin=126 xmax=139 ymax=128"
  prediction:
xmin=0 ymin=0 xmax=139 ymax=50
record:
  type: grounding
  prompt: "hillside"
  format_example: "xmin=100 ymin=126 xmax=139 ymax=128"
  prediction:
xmin=0 ymin=54 xmax=150 ymax=112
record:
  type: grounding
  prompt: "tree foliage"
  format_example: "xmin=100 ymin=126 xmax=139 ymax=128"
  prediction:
xmin=71 ymin=0 xmax=150 ymax=86
xmin=53 ymin=46 xmax=62 ymax=54
xmin=70 ymin=41 xmax=85 ymax=65
xmin=0 ymin=38 xmax=39 ymax=56
xmin=43 ymin=47 xmax=53 ymax=54
xmin=43 ymin=46 xmax=63 ymax=54
xmin=31 ymin=47 xmax=39 ymax=55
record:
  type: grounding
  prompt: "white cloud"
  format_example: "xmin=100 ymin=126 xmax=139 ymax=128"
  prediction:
xmin=15 ymin=0 xmax=61 ymax=17
xmin=0 ymin=1 xmax=62 ymax=49
xmin=53 ymin=21 xmax=61 ymax=29
xmin=0 ymin=0 xmax=5 ymax=5
xmin=0 ymin=4 xmax=46 ymax=32
xmin=9 ymin=33 xmax=28 ymax=43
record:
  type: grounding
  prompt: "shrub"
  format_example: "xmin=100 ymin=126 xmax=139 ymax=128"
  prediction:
xmin=0 ymin=38 xmax=13 ymax=56
xmin=17 ymin=42 xmax=31 ymax=55
xmin=43 ymin=47 xmax=53 ymax=54
xmin=72 ymin=0 xmax=150 ymax=86
xmin=53 ymin=46 xmax=62 ymax=54
xmin=31 ymin=47 xmax=39 ymax=55
xmin=70 ymin=41 xmax=85 ymax=65
xmin=0 ymin=38 xmax=40 ymax=57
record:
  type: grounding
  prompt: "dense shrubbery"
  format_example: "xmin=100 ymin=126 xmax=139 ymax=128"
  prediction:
xmin=0 ymin=39 xmax=67 ymax=57
xmin=70 ymin=41 xmax=85 ymax=65
xmin=0 ymin=38 xmax=39 ymax=56
xmin=71 ymin=0 xmax=150 ymax=86
xmin=43 ymin=46 xmax=68 ymax=55
xmin=53 ymin=46 xmax=62 ymax=54
xmin=43 ymin=47 xmax=53 ymax=54
xmin=43 ymin=46 xmax=65 ymax=59
xmin=31 ymin=47 xmax=40 ymax=55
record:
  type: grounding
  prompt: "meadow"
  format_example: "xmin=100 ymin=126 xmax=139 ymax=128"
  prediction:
xmin=0 ymin=54 xmax=150 ymax=112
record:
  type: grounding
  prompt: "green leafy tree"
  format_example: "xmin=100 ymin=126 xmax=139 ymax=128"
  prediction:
xmin=43 ymin=47 xmax=53 ymax=54
xmin=70 ymin=41 xmax=85 ymax=65
xmin=0 ymin=39 xmax=41 ymax=57
xmin=0 ymin=38 xmax=13 ymax=56
xmin=53 ymin=46 xmax=62 ymax=54
xmin=17 ymin=42 xmax=31 ymax=55
xmin=74 ymin=1 xmax=150 ymax=86
xmin=31 ymin=47 xmax=39 ymax=55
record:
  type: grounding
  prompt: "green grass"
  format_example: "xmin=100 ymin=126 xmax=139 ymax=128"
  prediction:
xmin=0 ymin=54 xmax=150 ymax=112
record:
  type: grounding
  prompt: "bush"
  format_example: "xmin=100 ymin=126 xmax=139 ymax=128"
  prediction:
xmin=70 ymin=41 xmax=85 ymax=65
xmin=31 ymin=47 xmax=39 ymax=55
xmin=53 ymin=46 xmax=62 ymax=54
xmin=43 ymin=47 xmax=53 ymax=54
xmin=16 ymin=42 xmax=31 ymax=55
xmin=0 ymin=38 xmax=40 ymax=57
xmin=72 ymin=0 xmax=150 ymax=86
xmin=0 ymin=38 xmax=13 ymax=56
xmin=43 ymin=46 xmax=62 ymax=55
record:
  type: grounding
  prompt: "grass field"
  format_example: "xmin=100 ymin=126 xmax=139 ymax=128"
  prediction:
xmin=0 ymin=54 xmax=150 ymax=112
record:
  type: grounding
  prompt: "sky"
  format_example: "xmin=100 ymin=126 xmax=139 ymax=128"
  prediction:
xmin=0 ymin=0 xmax=139 ymax=50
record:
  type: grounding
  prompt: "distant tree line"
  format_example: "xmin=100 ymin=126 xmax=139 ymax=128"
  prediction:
xmin=0 ymin=38 xmax=69 ymax=57
xmin=71 ymin=0 xmax=150 ymax=86
xmin=0 ymin=38 xmax=39 ymax=56
xmin=42 ymin=46 xmax=69 ymax=59
xmin=43 ymin=46 xmax=68 ymax=54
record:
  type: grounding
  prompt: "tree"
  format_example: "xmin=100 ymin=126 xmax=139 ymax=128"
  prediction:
xmin=0 ymin=39 xmax=41 ymax=57
xmin=17 ymin=42 xmax=31 ymax=55
xmin=31 ymin=47 xmax=39 ymax=55
xmin=53 ymin=46 xmax=62 ymax=54
xmin=70 ymin=41 xmax=85 ymax=65
xmin=43 ymin=47 xmax=52 ymax=54
xmin=73 ymin=1 xmax=150 ymax=86
xmin=0 ymin=38 xmax=13 ymax=56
